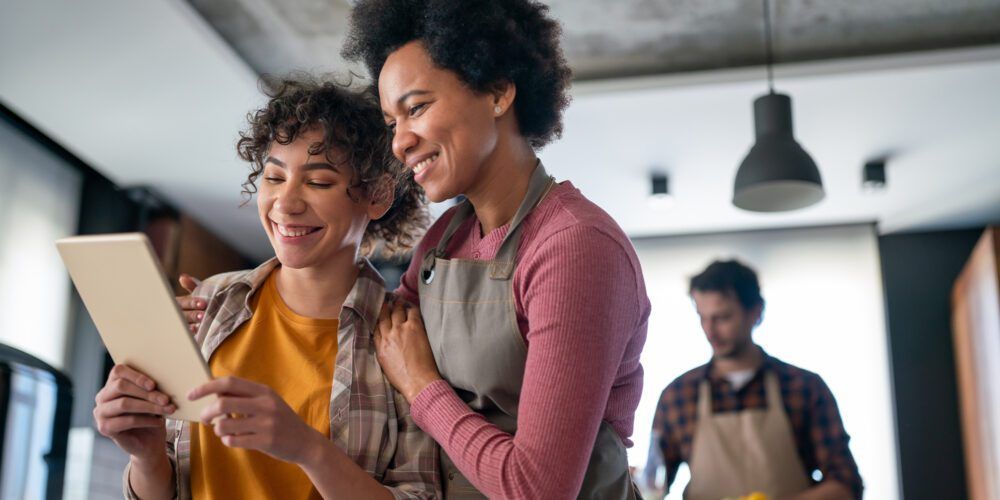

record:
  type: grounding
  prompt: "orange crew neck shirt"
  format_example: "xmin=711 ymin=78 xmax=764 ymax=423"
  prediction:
xmin=190 ymin=271 xmax=339 ymax=499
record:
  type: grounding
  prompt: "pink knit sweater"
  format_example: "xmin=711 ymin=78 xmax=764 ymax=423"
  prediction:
xmin=396 ymin=181 xmax=650 ymax=499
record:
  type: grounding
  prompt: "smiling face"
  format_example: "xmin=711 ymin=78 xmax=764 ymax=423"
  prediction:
xmin=691 ymin=290 xmax=761 ymax=360
xmin=378 ymin=41 xmax=507 ymax=203
xmin=257 ymin=128 xmax=384 ymax=270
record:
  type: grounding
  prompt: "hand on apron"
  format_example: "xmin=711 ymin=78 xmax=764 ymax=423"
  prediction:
xmin=375 ymin=297 xmax=444 ymax=402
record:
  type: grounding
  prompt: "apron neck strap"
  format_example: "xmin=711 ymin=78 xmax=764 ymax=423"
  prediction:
xmin=433 ymin=200 xmax=475 ymax=257
xmin=419 ymin=200 xmax=473 ymax=284
xmin=420 ymin=162 xmax=554 ymax=282
xmin=696 ymin=379 xmax=713 ymax=418
xmin=763 ymin=371 xmax=783 ymax=411
xmin=696 ymin=369 xmax=779 ymax=418
xmin=490 ymin=161 xmax=554 ymax=280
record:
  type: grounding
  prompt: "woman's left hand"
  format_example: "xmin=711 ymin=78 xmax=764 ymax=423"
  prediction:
xmin=188 ymin=376 xmax=327 ymax=466
xmin=375 ymin=298 xmax=443 ymax=402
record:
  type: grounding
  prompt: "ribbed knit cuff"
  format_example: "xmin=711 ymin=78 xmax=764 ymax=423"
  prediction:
xmin=410 ymin=379 xmax=473 ymax=443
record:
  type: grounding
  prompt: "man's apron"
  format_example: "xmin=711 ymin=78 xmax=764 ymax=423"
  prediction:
xmin=683 ymin=372 xmax=812 ymax=499
xmin=417 ymin=163 xmax=639 ymax=499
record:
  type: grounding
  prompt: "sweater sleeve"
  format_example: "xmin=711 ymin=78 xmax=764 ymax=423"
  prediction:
xmin=409 ymin=226 xmax=643 ymax=498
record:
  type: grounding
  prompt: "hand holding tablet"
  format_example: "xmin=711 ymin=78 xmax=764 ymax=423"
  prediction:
xmin=57 ymin=233 xmax=217 ymax=422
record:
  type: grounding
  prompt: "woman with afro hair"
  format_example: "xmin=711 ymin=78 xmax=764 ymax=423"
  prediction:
xmin=347 ymin=1 xmax=650 ymax=498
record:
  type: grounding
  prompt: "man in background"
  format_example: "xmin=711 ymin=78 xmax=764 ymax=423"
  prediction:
xmin=648 ymin=259 xmax=862 ymax=499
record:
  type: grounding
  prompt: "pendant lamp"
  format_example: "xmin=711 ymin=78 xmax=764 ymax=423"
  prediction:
xmin=733 ymin=0 xmax=824 ymax=212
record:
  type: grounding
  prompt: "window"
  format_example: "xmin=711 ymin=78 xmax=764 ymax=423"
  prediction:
xmin=632 ymin=224 xmax=899 ymax=499
xmin=0 ymin=118 xmax=82 ymax=369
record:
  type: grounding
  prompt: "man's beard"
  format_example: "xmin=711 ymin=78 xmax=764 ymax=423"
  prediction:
xmin=715 ymin=338 xmax=752 ymax=359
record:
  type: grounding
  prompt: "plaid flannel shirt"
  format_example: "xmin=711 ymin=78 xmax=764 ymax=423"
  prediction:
xmin=650 ymin=348 xmax=863 ymax=499
xmin=123 ymin=258 xmax=440 ymax=499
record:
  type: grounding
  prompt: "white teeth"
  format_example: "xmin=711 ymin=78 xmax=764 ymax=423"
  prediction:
xmin=413 ymin=154 xmax=438 ymax=175
xmin=276 ymin=224 xmax=316 ymax=238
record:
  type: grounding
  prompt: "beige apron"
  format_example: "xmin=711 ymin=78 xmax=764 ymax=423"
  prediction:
xmin=683 ymin=372 xmax=812 ymax=500
xmin=417 ymin=163 xmax=639 ymax=499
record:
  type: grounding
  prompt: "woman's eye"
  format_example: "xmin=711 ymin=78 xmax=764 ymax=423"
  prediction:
xmin=264 ymin=177 xmax=283 ymax=184
xmin=308 ymin=181 xmax=333 ymax=189
xmin=386 ymin=122 xmax=396 ymax=133
xmin=408 ymin=103 xmax=427 ymax=117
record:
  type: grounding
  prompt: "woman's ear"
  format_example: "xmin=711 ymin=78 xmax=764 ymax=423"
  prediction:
xmin=368 ymin=175 xmax=395 ymax=220
xmin=491 ymin=81 xmax=517 ymax=117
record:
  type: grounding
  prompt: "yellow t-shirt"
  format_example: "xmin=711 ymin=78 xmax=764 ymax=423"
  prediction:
xmin=190 ymin=270 xmax=339 ymax=500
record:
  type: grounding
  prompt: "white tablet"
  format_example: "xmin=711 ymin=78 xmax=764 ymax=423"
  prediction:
xmin=57 ymin=233 xmax=215 ymax=422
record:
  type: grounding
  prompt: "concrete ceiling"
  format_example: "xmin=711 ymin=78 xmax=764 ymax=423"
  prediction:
xmin=2 ymin=0 xmax=999 ymax=262
xmin=186 ymin=0 xmax=1000 ymax=80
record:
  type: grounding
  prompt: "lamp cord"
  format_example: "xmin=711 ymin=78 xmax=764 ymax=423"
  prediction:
xmin=763 ymin=0 xmax=775 ymax=94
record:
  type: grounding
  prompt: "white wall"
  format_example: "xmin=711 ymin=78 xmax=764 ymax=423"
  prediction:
xmin=0 ymin=0 xmax=265 ymax=260
xmin=0 ymin=118 xmax=82 ymax=368
xmin=631 ymin=224 xmax=899 ymax=499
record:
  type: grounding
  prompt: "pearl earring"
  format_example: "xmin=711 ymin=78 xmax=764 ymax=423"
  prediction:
xmin=494 ymin=105 xmax=502 ymax=115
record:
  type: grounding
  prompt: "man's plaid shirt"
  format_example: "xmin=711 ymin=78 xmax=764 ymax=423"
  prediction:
xmin=650 ymin=348 xmax=863 ymax=498
xmin=123 ymin=258 xmax=440 ymax=499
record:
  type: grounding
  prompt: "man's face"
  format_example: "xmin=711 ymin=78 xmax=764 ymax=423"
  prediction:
xmin=691 ymin=290 xmax=761 ymax=359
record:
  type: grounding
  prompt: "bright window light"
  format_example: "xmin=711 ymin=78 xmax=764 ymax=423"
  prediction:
xmin=631 ymin=224 xmax=899 ymax=499
xmin=0 ymin=119 xmax=82 ymax=369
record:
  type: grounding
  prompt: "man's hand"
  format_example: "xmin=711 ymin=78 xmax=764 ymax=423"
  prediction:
xmin=176 ymin=273 xmax=205 ymax=333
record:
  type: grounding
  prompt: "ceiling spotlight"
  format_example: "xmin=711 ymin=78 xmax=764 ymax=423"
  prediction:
xmin=649 ymin=172 xmax=674 ymax=210
xmin=863 ymin=159 xmax=887 ymax=191
xmin=733 ymin=0 xmax=824 ymax=212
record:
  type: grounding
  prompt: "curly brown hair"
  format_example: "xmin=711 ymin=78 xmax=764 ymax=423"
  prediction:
xmin=236 ymin=74 xmax=428 ymax=258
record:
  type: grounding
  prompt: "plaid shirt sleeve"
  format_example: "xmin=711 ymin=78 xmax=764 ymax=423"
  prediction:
xmin=122 ymin=418 xmax=185 ymax=500
xmin=340 ymin=271 xmax=440 ymax=499
xmin=382 ymin=385 xmax=442 ymax=499
xmin=805 ymin=374 xmax=864 ymax=499
xmin=652 ymin=384 xmax=686 ymax=492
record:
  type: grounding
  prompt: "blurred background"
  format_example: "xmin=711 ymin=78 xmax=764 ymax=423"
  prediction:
xmin=1 ymin=0 xmax=998 ymax=498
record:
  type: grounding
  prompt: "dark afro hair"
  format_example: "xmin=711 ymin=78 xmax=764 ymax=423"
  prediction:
xmin=341 ymin=0 xmax=573 ymax=150
xmin=689 ymin=259 xmax=765 ymax=311
xmin=236 ymin=74 xmax=428 ymax=258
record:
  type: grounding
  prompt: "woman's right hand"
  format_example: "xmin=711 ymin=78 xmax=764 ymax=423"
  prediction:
xmin=176 ymin=273 xmax=206 ymax=333
xmin=93 ymin=365 xmax=176 ymax=460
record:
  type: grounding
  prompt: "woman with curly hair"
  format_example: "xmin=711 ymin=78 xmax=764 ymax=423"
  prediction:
xmin=346 ymin=1 xmax=650 ymax=498
xmin=94 ymin=76 xmax=440 ymax=500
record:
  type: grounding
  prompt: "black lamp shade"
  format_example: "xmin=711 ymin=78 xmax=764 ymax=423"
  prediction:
xmin=734 ymin=93 xmax=824 ymax=212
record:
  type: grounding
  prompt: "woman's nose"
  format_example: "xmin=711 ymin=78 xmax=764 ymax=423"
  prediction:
xmin=274 ymin=183 xmax=306 ymax=214
xmin=392 ymin=122 xmax=418 ymax=162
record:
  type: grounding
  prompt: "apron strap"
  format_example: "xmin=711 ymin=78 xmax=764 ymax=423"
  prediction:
xmin=490 ymin=162 xmax=554 ymax=280
xmin=419 ymin=200 xmax=475 ymax=284
xmin=420 ymin=161 xmax=555 ymax=283
xmin=435 ymin=200 xmax=476 ymax=256
xmin=697 ymin=371 xmax=780 ymax=417
xmin=763 ymin=371 xmax=783 ymax=412
xmin=696 ymin=379 xmax=713 ymax=419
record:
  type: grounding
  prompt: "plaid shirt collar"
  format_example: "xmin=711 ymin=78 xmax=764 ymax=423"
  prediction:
xmin=213 ymin=256 xmax=384 ymax=331
xmin=701 ymin=344 xmax=776 ymax=384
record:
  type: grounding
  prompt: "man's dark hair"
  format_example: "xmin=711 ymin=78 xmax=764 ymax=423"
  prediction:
xmin=341 ymin=0 xmax=573 ymax=150
xmin=689 ymin=259 xmax=765 ymax=311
